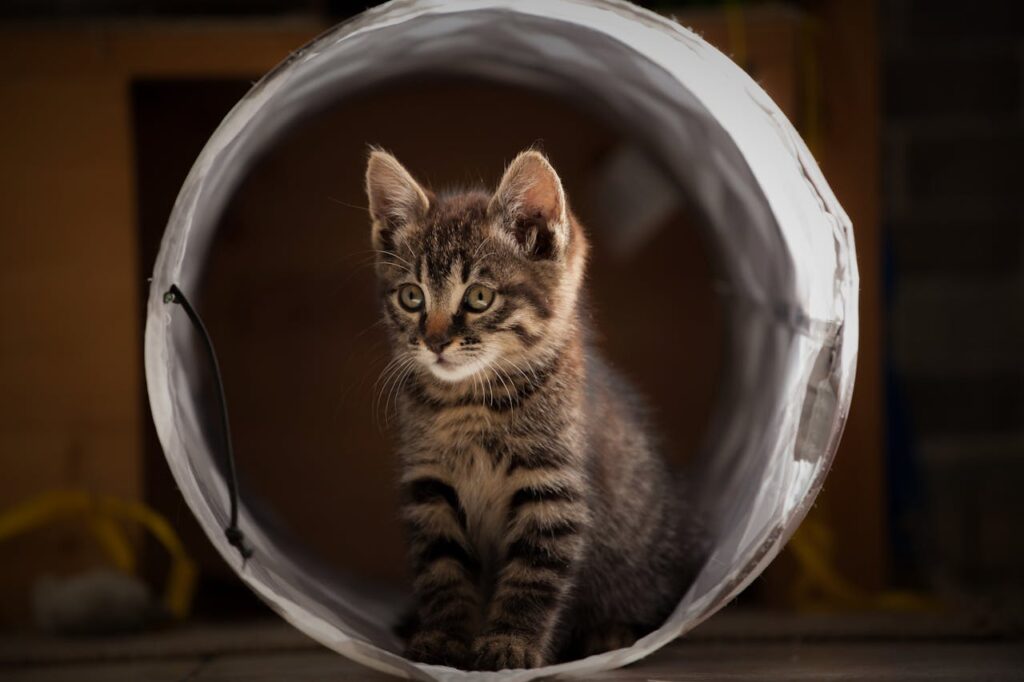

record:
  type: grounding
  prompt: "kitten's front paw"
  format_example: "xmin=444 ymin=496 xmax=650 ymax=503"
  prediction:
xmin=471 ymin=632 xmax=544 ymax=670
xmin=406 ymin=629 xmax=470 ymax=668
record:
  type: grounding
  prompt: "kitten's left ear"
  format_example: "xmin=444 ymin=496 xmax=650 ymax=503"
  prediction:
xmin=489 ymin=150 xmax=570 ymax=260
xmin=365 ymin=149 xmax=430 ymax=251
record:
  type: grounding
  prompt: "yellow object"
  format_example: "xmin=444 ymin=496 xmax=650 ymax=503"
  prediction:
xmin=789 ymin=514 xmax=938 ymax=612
xmin=0 ymin=490 xmax=197 ymax=619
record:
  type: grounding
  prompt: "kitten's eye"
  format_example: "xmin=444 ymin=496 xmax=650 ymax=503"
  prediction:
xmin=397 ymin=284 xmax=424 ymax=312
xmin=463 ymin=284 xmax=495 ymax=312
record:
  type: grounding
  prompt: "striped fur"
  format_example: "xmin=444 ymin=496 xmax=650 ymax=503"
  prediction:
xmin=365 ymin=150 xmax=703 ymax=670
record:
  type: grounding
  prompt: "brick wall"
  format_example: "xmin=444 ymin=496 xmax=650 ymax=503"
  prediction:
xmin=883 ymin=0 xmax=1023 ymax=595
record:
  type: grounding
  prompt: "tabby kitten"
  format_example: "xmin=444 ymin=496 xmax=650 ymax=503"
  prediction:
xmin=365 ymin=149 xmax=699 ymax=671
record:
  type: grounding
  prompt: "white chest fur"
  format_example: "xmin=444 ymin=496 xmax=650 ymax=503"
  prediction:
xmin=452 ymin=446 xmax=509 ymax=561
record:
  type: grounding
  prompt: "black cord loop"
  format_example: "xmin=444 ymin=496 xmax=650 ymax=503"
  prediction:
xmin=163 ymin=284 xmax=253 ymax=561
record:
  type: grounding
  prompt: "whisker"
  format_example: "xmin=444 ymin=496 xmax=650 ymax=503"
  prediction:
xmin=501 ymin=366 xmax=518 ymax=424
xmin=490 ymin=362 xmax=515 ymax=422
xmin=473 ymin=368 xmax=493 ymax=428
xmin=351 ymin=317 xmax=388 ymax=342
xmin=373 ymin=355 xmax=408 ymax=408
xmin=500 ymin=356 xmax=534 ymax=387
xmin=326 ymin=196 xmax=370 ymax=213
xmin=373 ymin=354 xmax=405 ymax=391
xmin=376 ymin=261 xmax=415 ymax=277
xmin=484 ymin=364 xmax=496 ymax=409
xmin=370 ymin=249 xmax=416 ymax=271
xmin=385 ymin=358 xmax=417 ymax=425
xmin=471 ymin=235 xmax=493 ymax=261
xmin=327 ymin=258 xmax=388 ymax=298
xmin=376 ymin=356 xmax=415 ymax=429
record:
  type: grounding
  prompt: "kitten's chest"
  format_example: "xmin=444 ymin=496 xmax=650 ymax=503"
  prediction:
xmin=451 ymin=446 xmax=509 ymax=557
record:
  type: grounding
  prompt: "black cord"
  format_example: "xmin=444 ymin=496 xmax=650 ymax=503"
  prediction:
xmin=163 ymin=284 xmax=253 ymax=560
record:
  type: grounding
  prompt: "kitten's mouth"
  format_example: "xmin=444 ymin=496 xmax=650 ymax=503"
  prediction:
xmin=429 ymin=356 xmax=464 ymax=373
xmin=423 ymin=352 xmax=490 ymax=383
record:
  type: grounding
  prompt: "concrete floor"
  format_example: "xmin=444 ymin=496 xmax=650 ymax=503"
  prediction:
xmin=1 ymin=610 xmax=1021 ymax=681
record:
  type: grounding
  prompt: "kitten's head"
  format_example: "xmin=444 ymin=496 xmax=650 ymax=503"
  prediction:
xmin=365 ymin=148 xmax=588 ymax=385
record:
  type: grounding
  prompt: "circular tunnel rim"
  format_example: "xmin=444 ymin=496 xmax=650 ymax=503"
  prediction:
xmin=144 ymin=1 xmax=859 ymax=679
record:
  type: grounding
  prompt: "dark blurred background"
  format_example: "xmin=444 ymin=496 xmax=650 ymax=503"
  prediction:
xmin=0 ymin=0 xmax=1020 ymax=641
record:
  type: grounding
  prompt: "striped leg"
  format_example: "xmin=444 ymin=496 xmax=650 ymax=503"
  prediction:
xmin=472 ymin=471 xmax=589 ymax=670
xmin=401 ymin=474 xmax=481 ymax=668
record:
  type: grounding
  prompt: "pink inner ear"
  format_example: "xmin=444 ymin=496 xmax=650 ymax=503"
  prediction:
xmin=500 ymin=153 xmax=564 ymax=224
xmin=521 ymin=173 xmax=563 ymax=223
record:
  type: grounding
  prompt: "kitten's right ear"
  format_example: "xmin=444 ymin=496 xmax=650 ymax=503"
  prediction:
xmin=489 ymin=150 xmax=570 ymax=260
xmin=365 ymin=150 xmax=430 ymax=250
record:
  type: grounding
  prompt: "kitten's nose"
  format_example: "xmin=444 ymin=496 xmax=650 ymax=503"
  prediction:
xmin=425 ymin=335 xmax=453 ymax=355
